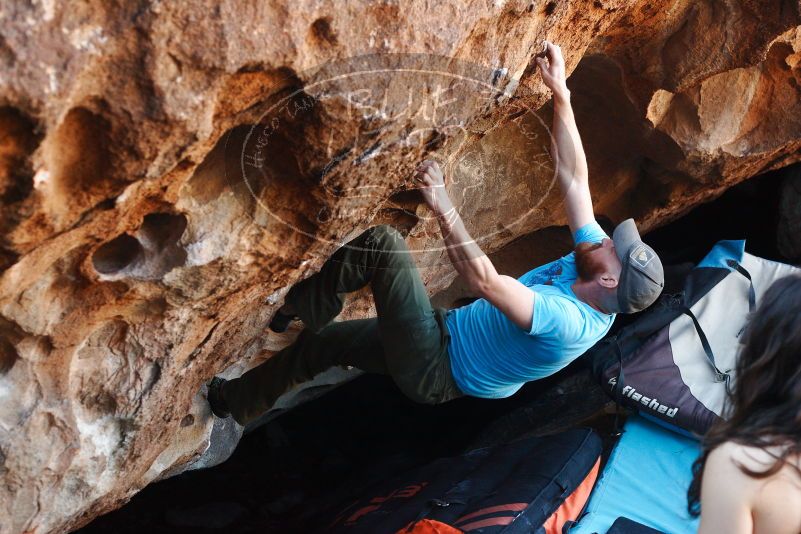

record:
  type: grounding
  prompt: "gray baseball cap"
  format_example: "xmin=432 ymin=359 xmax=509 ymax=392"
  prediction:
xmin=611 ymin=219 xmax=665 ymax=313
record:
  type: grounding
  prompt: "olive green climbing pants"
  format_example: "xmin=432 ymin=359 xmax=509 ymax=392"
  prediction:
xmin=222 ymin=225 xmax=464 ymax=426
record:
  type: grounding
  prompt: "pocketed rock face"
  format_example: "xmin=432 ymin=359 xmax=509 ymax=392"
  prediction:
xmin=0 ymin=1 xmax=800 ymax=532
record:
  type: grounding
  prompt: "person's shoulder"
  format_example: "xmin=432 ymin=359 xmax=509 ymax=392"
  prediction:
xmin=713 ymin=441 xmax=798 ymax=473
xmin=709 ymin=441 xmax=801 ymax=530
xmin=707 ymin=442 xmax=761 ymax=476
xmin=701 ymin=443 xmax=759 ymax=510
xmin=707 ymin=441 xmax=801 ymax=492
xmin=572 ymin=220 xmax=610 ymax=246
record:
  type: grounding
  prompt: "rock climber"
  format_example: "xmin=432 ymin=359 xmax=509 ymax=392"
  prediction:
xmin=205 ymin=41 xmax=665 ymax=426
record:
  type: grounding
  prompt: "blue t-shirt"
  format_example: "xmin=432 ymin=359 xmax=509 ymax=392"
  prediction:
xmin=445 ymin=222 xmax=615 ymax=398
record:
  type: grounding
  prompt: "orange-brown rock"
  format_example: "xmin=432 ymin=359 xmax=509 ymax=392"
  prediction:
xmin=1 ymin=1 xmax=800 ymax=532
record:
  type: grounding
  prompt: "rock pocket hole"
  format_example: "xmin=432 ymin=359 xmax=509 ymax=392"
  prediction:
xmin=375 ymin=189 xmax=422 ymax=232
xmin=0 ymin=247 xmax=18 ymax=275
xmin=136 ymin=213 xmax=188 ymax=279
xmin=0 ymin=106 xmax=40 ymax=205
xmin=42 ymin=105 xmax=117 ymax=224
xmin=310 ymin=17 xmax=338 ymax=47
xmin=93 ymin=234 xmax=143 ymax=275
xmin=386 ymin=189 xmax=424 ymax=214
xmin=139 ymin=213 xmax=188 ymax=252
xmin=0 ymin=336 xmax=18 ymax=374
xmin=92 ymin=213 xmax=188 ymax=280
xmin=49 ymin=107 xmax=111 ymax=193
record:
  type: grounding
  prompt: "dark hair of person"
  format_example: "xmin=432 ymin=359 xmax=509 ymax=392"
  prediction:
xmin=687 ymin=273 xmax=801 ymax=516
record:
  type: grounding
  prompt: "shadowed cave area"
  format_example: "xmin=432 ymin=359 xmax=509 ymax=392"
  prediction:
xmin=78 ymin=165 xmax=798 ymax=534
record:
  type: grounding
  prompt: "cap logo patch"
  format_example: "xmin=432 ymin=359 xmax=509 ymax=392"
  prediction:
xmin=630 ymin=245 xmax=654 ymax=268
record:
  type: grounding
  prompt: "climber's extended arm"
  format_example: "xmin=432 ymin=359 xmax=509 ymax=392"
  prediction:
xmin=414 ymin=160 xmax=534 ymax=332
xmin=537 ymin=41 xmax=594 ymax=235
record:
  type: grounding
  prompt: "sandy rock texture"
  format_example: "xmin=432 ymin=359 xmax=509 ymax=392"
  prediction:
xmin=1 ymin=1 xmax=800 ymax=532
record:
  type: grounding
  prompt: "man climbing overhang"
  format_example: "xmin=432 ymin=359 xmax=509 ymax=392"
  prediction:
xmin=206 ymin=41 xmax=665 ymax=425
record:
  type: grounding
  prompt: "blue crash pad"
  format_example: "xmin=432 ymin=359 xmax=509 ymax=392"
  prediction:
xmin=570 ymin=415 xmax=701 ymax=534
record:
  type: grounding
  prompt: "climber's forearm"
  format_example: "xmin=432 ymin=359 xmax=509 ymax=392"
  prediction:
xmin=536 ymin=41 xmax=594 ymax=233
xmin=433 ymin=199 xmax=535 ymax=331
xmin=552 ymin=89 xmax=588 ymax=190
xmin=551 ymin=88 xmax=594 ymax=233
xmin=434 ymin=198 xmax=499 ymax=297
xmin=415 ymin=160 xmax=533 ymax=331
